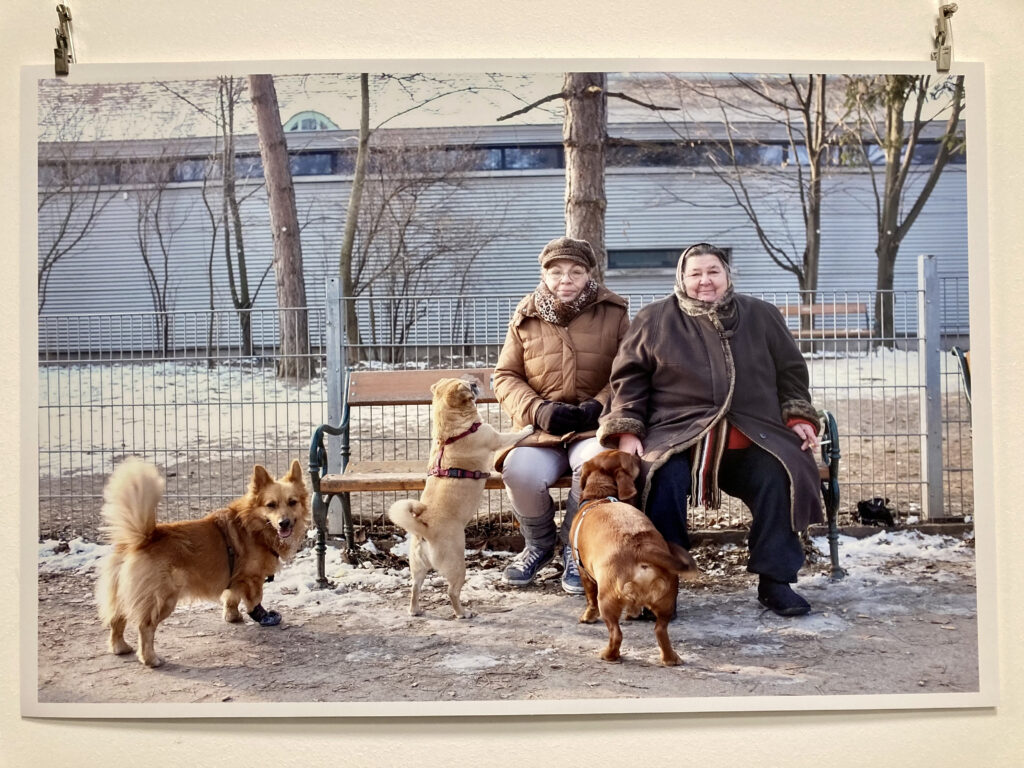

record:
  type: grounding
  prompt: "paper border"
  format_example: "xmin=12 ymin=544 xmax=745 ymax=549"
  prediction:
xmin=21 ymin=57 xmax=997 ymax=719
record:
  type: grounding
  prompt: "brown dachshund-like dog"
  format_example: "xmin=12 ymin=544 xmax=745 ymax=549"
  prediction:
xmin=570 ymin=449 xmax=699 ymax=666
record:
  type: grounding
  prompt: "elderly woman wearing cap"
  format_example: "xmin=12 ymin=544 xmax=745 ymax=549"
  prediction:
xmin=598 ymin=243 xmax=823 ymax=616
xmin=493 ymin=236 xmax=629 ymax=593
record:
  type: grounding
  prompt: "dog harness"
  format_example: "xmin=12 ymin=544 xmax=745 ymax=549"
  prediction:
xmin=570 ymin=496 xmax=619 ymax=580
xmin=428 ymin=421 xmax=490 ymax=480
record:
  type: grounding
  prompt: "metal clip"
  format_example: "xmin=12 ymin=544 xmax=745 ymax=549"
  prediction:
xmin=54 ymin=4 xmax=75 ymax=76
xmin=931 ymin=3 xmax=958 ymax=72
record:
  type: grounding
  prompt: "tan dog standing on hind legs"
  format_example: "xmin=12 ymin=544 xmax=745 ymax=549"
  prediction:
xmin=388 ymin=376 xmax=533 ymax=619
xmin=571 ymin=449 xmax=700 ymax=665
xmin=96 ymin=458 xmax=310 ymax=667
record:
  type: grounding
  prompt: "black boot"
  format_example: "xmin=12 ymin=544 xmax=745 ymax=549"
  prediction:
xmin=757 ymin=576 xmax=810 ymax=616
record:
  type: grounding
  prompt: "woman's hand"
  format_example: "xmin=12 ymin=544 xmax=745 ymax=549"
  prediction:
xmin=616 ymin=433 xmax=645 ymax=457
xmin=790 ymin=421 xmax=819 ymax=452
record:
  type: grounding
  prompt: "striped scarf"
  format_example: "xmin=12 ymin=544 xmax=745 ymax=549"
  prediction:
xmin=690 ymin=419 xmax=730 ymax=509
xmin=674 ymin=284 xmax=737 ymax=511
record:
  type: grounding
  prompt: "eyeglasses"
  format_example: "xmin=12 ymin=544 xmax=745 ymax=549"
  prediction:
xmin=545 ymin=267 xmax=589 ymax=281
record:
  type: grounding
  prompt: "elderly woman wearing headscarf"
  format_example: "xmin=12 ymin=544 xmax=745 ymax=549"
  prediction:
xmin=493 ymin=236 xmax=629 ymax=594
xmin=598 ymin=243 xmax=823 ymax=616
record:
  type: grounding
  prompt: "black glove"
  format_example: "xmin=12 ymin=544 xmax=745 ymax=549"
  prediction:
xmin=577 ymin=398 xmax=603 ymax=431
xmin=534 ymin=401 xmax=583 ymax=435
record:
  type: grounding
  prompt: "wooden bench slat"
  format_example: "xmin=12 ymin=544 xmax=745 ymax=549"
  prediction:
xmin=777 ymin=302 xmax=868 ymax=317
xmin=347 ymin=367 xmax=496 ymax=406
xmin=321 ymin=464 xmax=573 ymax=493
xmin=318 ymin=458 xmax=826 ymax=493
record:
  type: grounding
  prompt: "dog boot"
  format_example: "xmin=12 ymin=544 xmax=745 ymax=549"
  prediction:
xmin=757 ymin=576 xmax=811 ymax=616
xmin=502 ymin=546 xmax=554 ymax=586
xmin=560 ymin=543 xmax=584 ymax=595
xmin=248 ymin=604 xmax=282 ymax=626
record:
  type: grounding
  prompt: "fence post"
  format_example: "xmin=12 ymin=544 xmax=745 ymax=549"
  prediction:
xmin=918 ymin=254 xmax=944 ymax=520
xmin=325 ymin=277 xmax=343 ymax=474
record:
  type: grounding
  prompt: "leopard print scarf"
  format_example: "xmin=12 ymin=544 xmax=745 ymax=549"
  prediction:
xmin=533 ymin=280 xmax=600 ymax=326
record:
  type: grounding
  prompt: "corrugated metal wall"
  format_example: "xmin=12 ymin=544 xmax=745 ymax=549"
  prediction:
xmin=37 ymin=160 xmax=969 ymax=353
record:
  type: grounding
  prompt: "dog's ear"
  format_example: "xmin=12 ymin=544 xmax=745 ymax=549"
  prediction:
xmin=611 ymin=451 xmax=640 ymax=501
xmin=614 ymin=467 xmax=639 ymax=502
xmin=430 ymin=380 xmax=441 ymax=395
xmin=284 ymin=458 xmax=306 ymax=488
xmin=249 ymin=465 xmax=274 ymax=494
xmin=579 ymin=461 xmax=593 ymax=496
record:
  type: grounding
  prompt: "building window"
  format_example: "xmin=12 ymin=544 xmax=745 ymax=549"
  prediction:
xmin=607 ymin=247 xmax=733 ymax=270
xmin=283 ymin=111 xmax=339 ymax=132
xmin=607 ymin=248 xmax=682 ymax=270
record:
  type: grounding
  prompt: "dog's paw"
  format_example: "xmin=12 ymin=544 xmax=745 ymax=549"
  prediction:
xmin=579 ymin=608 xmax=600 ymax=624
xmin=599 ymin=648 xmax=622 ymax=663
xmin=140 ymin=653 xmax=164 ymax=668
xmin=109 ymin=639 xmax=133 ymax=655
xmin=453 ymin=609 xmax=474 ymax=620
xmin=659 ymin=652 xmax=682 ymax=667
xmin=248 ymin=603 xmax=282 ymax=626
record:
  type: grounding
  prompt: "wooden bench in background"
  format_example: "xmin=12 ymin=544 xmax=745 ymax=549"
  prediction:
xmin=777 ymin=302 xmax=871 ymax=339
xmin=308 ymin=367 xmax=845 ymax=588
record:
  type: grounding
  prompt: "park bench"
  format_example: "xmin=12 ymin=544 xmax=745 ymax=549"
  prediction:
xmin=308 ymin=367 xmax=845 ymax=588
xmin=777 ymin=301 xmax=871 ymax=340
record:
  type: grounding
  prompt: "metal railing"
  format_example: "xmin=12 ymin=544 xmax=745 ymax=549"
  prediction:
xmin=37 ymin=256 xmax=972 ymax=539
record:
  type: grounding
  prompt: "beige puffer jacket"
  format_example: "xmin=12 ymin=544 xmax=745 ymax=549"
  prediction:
xmin=493 ymin=284 xmax=629 ymax=465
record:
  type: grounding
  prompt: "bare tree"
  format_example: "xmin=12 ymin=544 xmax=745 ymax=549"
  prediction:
xmin=349 ymin=135 xmax=502 ymax=362
xmin=338 ymin=73 xmax=370 ymax=350
xmin=498 ymin=72 xmax=675 ymax=275
xmin=563 ymin=73 xmax=608 ymax=276
xmin=128 ymin=154 xmax=191 ymax=354
xmin=249 ymin=74 xmax=313 ymax=379
xmin=639 ymin=73 xmax=848 ymax=304
xmin=843 ymin=74 xmax=966 ymax=342
xmin=37 ymin=99 xmax=121 ymax=313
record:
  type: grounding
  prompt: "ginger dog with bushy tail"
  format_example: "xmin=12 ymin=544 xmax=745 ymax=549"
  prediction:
xmin=96 ymin=457 xmax=310 ymax=667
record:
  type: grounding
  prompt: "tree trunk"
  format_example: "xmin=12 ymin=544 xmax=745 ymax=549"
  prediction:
xmin=872 ymin=76 xmax=910 ymax=345
xmin=339 ymin=73 xmax=370 ymax=363
xmin=563 ymin=72 xmax=608 ymax=277
xmin=249 ymin=74 xmax=312 ymax=379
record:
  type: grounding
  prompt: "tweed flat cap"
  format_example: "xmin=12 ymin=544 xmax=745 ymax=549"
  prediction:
xmin=538 ymin=236 xmax=597 ymax=271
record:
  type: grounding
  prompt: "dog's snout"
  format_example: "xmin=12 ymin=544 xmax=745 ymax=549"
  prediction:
xmin=278 ymin=518 xmax=292 ymax=531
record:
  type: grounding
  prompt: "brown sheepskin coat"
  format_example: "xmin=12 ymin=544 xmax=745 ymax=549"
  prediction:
xmin=596 ymin=292 xmax=824 ymax=532
xmin=493 ymin=284 xmax=629 ymax=467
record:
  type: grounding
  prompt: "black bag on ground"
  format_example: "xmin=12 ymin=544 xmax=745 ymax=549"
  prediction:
xmin=856 ymin=497 xmax=896 ymax=526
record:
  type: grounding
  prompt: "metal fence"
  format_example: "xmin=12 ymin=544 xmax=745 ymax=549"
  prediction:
xmin=37 ymin=259 xmax=972 ymax=539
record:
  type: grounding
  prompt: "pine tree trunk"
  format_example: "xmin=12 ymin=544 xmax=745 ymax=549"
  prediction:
xmin=249 ymin=74 xmax=312 ymax=379
xmin=563 ymin=73 xmax=608 ymax=276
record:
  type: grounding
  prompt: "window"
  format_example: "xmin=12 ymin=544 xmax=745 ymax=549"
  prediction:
xmin=607 ymin=247 xmax=733 ymax=271
xmin=290 ymin=151 xmax=337 ymax=176
xmin=607 ymin=248 xmax=683 ymax=270
xmin=283 ymin=111 xmax=339 ymax=132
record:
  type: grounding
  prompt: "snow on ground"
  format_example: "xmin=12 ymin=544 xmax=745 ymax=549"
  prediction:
xmin=38 ymin=528 xmax=975 ymax=622
xmin=37 ymin=349 xmax=966 ymax=477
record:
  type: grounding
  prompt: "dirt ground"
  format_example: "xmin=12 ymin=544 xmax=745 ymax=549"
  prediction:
xmin=34 ymin=534 xmax=979 ymax=707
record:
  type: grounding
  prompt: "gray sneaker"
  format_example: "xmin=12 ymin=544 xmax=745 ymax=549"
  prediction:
xmin=561 ymin=543 xmax=584 ymax=595
xmin=503 ymin=546 xmax=554 ymax=586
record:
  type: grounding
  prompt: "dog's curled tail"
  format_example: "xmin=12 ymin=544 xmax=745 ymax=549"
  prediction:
xmin=100 ymin=458 xmax=165 ymax=549
xmin=387 ymin=499 xmax=430 ymax=538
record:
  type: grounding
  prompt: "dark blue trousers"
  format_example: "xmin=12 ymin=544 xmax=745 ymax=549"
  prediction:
xmin=645 ymin=446 xmax=805 ymax=583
